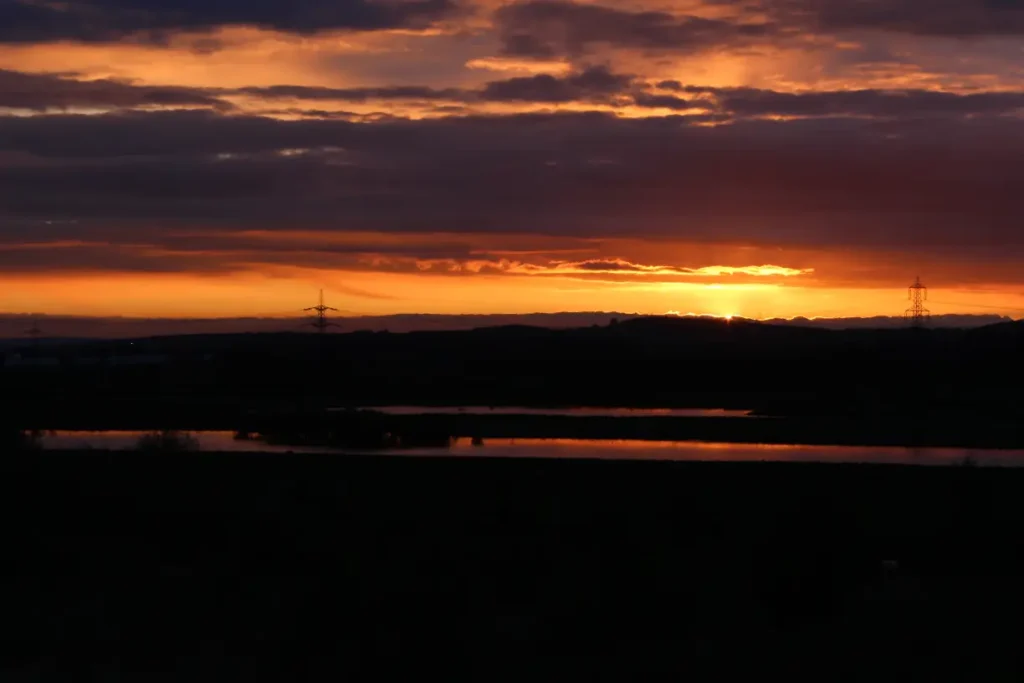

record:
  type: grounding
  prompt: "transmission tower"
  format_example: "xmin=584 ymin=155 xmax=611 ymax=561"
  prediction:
xmin=905 ymin=276 xmax=930 ymax=327
xmin=26 ymin=318 xmax=42 ymax=347
xmin=304 ymin=290 xmax=338 ymax=333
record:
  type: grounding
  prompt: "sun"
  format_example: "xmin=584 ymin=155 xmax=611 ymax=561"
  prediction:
xmin=665 ymin=311 xmax=739 ymax=321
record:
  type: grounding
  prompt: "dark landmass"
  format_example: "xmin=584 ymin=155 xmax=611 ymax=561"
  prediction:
xmin=2 ymin=451 xmax=1023 ymax=680
xmin=0 ymin=311 xmax=1009 ymax=341
xmin=3 ymin=316 xmax=1024 ymax=448
xmin=763 ymin=313 xmax=1012 ymax=329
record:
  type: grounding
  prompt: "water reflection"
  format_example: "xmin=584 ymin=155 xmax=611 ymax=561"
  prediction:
xmin=338 ymin=406 xmax=754 ymax=418
xmin=438 ymin=439 xmax=1024 ymax=467
xmin=38 ymin=431 xmax=1024 ymax=467
xmin=42 ymin=431 xmax=337 ymax=454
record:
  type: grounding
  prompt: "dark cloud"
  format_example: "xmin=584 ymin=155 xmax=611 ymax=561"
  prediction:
xmin=631 ymin=92 xmax=694 ymax=110
xmin=0 ymin=0 xmax=461 ymax=44
xmin=656 ymin=80 xmax=686 ymax=92
xmin=238 ymin=67 xmax=632 ymax=105
xmin=493 ymin=0 xmax=1024 ymax=61
xmin=3 ymin=0 xmax=1018 ymax=51
xmin=0 ymin=236 xmax=808 ymax=283
xmin=0 ymin=66 xmax=676 ymax=114
xmin=234 ymin=84 xmax=470 ymax=103
xmin=571 ymin=259 xmax=645 ymax=272
xmin=24 ymin=64 xmax=1007 ymax=123
xmin=756 ymin=0 xmax=1024 ymax=37
xmin=252 ymin=108 xmax=371 ymax=121
xmin=495 ymin=0 xmax=777 ymax=57
xmin=0 ymin=240 xmax=472 ymax=274
xmin=0 ymin=108 xmax=1022 ymax=259
xmin=692 ymin=86 xmax=1024 ymax=118
xmin=0 ymin=109 xmax=351 ymax=158
xmin=480 ymin=66 xmax=633 ymax=102
xmin=0 ymin=69 xmax=230 ymax=112
xmin=0 ymin=242 xmax=228 ymax=273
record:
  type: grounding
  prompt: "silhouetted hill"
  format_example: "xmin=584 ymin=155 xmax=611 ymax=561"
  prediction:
xmin=767 ymin=314 xmax=1010 ymax=330
xmin=0 ymin=312 xmax=1010 ymax=339
xmin=2 ymin=317 xmax=1023 ymax=423
xmin=963 ymin=319 xmax=1024 ymax=345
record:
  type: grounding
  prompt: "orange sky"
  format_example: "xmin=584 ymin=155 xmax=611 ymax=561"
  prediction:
xmin=1 ymin=0 xmax=1022 ymax=323
xmin=4 ymin=256 xmax=1023 ymax=321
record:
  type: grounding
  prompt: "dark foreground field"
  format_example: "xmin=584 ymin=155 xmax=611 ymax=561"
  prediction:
xmin=2 ymin=452 xmax=1023 ymax=680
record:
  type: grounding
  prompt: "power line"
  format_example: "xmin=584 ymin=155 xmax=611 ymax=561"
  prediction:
xmin=929 ymin=300 xmax=1024 ymax=314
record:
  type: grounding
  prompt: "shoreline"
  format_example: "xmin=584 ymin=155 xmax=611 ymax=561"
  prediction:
xmin=14 ymin=411 xmax=1024 ymax=451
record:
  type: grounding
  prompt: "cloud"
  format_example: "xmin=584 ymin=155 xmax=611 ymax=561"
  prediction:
xmin=0 ymin=108 xmax=1023 ymax=254
xmin=0 ymin=69 xmax=231 ymax=112
xmin=537 ymin=259 xmax=813 ymax=277
xmin=0 ymin=0 xmax=463 ymax=44
xmin=0 ymin=232 xmax=812 ymax=283
xmin=631 ymin=92 xmax=695 ymax=111
xmin=754 ymin=0 xmax=1024 ymax=37
xmin=234 ymin=84 xmax=471 ymax=103
xmin=480 ymin=65 xmax=634 ymax=102
xmin=238 ymin=66 xmax=635 ymax=105
xmin=495 ymin=0 xmax=777 ymax=57
xmin=0 ymin=232 xmax=478 ymax=274
xmin=6 ymin=67 xmax=1023 ymax=122
xmin=692 ymin=86 xmax=1024 ymax=119
xmin=317 ymin=255 xmax=814 ymax=281
xmin=491 ymin=0 xmax=1024 ymax=65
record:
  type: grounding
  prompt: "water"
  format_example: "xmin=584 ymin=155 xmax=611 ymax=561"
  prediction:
xmin=335 ymin=406 xmax=754 ymax=418
xmin=42 ymin=431 xmax=310 ymax=453
xmin=37 ymin=431 xmax=1024 ymax=467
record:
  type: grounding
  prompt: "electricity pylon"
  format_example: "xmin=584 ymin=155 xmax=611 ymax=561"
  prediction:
xmin=26 ymin=319 xmax=42 ymax=347
xmin=905 ymin=276 xmax=930 ymax=327
xmin=304 ymin=290 xmax=338 ymax=333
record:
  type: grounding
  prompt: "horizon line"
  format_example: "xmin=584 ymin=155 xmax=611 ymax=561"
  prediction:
xmin=0 ymin=311 xmax=1015 ymax=323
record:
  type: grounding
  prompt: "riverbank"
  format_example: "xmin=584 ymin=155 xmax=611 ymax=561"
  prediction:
xmin=9 ymin=403 xmax=1024 ymax=449
xmin=360 ymin=412 xmax=1024 ymax=450
xmin=1 ymin=452 xmax=1023 ymax=679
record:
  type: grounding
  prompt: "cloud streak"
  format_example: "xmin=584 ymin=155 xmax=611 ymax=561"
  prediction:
xmin=0 ymin=69 xmax=232 ymax=112
xmin=0 ymin=0 xmax=462 ymax=44
xmin=0 ymin=232 xmax=814 ymax=286
xmin=494 ymin=0 xmax=1024 ymax=62
xmin=1 ymin=108 xmax=1022 ymax=253
xmin=754 ymin=0 xmax=1024 ymax=37
xmin=495 ymin=1 xmax=779 ymax=58
xmin=7 ymin=66 xmax=1024 ymax=122
xmin=531 ymin=259 xmax=813 ymax=277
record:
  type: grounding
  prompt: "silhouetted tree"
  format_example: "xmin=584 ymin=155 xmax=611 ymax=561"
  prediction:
xmin=0 ymin=427 xmax=42 ymax=452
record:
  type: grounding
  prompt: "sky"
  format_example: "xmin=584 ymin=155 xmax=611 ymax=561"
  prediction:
xmin=1 ymin=0 xmax=1024 ymax=322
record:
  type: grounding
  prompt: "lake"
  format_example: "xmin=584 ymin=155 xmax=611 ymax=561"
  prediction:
xmin=37 ymin=431 xmax=1024 ymax=466
xmin=333 ymin=406 xmax=755 ymax=418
